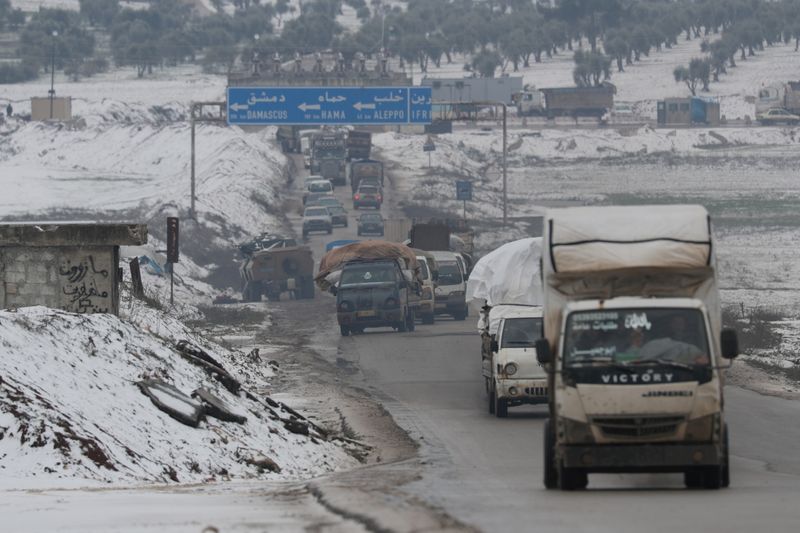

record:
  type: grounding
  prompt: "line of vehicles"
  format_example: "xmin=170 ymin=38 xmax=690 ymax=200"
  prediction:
xmin=473 ymin=205 xmax=739 ymax=491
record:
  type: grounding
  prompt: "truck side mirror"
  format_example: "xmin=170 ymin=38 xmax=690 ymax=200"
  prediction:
xmin=490 ymin=339 xmax=499 ymax=353
xmin=535 ymin=338 xmax=552 ymax=364
xmin=720 ymin=329 xmax=739 ymax=359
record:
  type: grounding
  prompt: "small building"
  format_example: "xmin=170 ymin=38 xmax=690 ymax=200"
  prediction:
xmin=0 ymin=222 xmax=148 ymax=315
xmin=657 ymin=96 xmax=720 ymax=126
xmin=422 ymin=76 xmax=523 ymax=105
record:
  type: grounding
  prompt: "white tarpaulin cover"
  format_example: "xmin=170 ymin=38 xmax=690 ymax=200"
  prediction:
xmin=541 ymin=205 xmax=720 ymax=353
xmin=547 ymin=204 xmax=712 ymax=273
xmin=466 ymin=237 xmax=543 ymax=307
xmin=486 ymin=304 xmax=543 ymax=335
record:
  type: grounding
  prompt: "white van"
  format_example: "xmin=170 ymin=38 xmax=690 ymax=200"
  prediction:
xmin=429 ymin=250 xmax=468 ymax=321
xmin=484 ymin=305 xmax=545 ymax=417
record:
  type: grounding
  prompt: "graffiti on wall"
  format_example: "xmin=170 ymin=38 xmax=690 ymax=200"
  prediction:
xmin=59 ymin=254 xmax=111 ymax=313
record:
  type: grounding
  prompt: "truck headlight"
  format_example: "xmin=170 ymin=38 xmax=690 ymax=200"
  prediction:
xmin=504 ymin=362 xmax=518 ymax=376
xmin=684 ymin=414 xmax=717 ymax=441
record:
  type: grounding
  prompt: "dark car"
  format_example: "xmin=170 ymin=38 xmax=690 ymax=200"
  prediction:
xmin=353 ymin=185 xmax=382 ymax=210
xmin=357 ymin=213 xmax=384 ymax=236
xmin=335 ymin=259 xmax=415 ymax=336
xmin=327 ymin=205 xmax=349 ymax=227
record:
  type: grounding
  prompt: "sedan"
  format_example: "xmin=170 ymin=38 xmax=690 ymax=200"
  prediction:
xmin=357 ymin=213 xmax=384 ymax=236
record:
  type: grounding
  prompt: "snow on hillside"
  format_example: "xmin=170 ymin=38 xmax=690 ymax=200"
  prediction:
xmin=0 ymin=303 xmax=357 ymax=487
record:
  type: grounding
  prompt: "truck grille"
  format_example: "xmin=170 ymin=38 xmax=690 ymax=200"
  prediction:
xmin=592 ymin=416 xmax=683 ymax=438
xmin=524 ymin=386 xmax=547 ymax=396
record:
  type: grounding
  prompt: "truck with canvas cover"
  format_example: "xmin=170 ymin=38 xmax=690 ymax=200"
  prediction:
xmin=240 ymin=246 xmax=315 ymax=302
xmin=349 ymin=159 xmax=384 ymax=192
xmin=516 ymin=84 xmax=614 ymax=118
xmin=536 ymin=205 xmax=738 ymax=491
xmin=346 ymin=130 xmax=372 ymax=161
xmin=311 ymin=132 xmax=347 ymax=186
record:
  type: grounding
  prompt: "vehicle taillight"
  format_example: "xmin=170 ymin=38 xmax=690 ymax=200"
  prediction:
xmin=377 ymin=194 xmax=382 ymax=201
xmin=354 ymin=194 xmax=361 ymax=200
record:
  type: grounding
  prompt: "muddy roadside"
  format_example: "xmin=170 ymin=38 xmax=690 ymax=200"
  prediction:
xmin=202 ymin=289 xmax=474 ymax=532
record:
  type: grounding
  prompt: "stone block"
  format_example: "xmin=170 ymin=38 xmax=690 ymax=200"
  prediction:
xmin=26 ymin=271 xmax=48 ymax=284
xmin=5 ymin=272 xmax=26 ymax=284
xmin=5 ymin=282 xmax=18 ymax=294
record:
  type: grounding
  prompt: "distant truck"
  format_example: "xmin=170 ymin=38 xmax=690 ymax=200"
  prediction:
xmin=276 ymin=125 xmax=308 ymax=153
xmin=349 ymin=159 xmax=384 ymax=192
xmin=346 ymin=130 xmax=372 ymax=161
xmin=240 ymin=246 xmax=315 ymax=302
xmin=410 ymin=223 xmax=450 ymax=251
xmin=756 ymin=81 xmax=800 ymax=115
xmin=515 ymin=84 xmax=615 ymax=118
xmin=310 ymin=132 xmax=347 ymax=186
xmin=537 ymin=205 xmax=738 ymax=490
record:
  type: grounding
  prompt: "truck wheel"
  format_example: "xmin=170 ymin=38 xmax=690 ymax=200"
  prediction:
xmin=701 ymin=466 xmax=723 ymax=490
xmin=422 ymin=313 xmax=435 ymax=325
xmin=684 ymin=469 xmax=703 ymax=489
xmin=558 ymin=462 xmax=588 ymax=491
xmin=398 ymin=316 xmax=408 ymax=332
xmin=406 ymin=311 xmax=416 ymax=332
xmin=266 ymin=292 xmax=280 ymax=302
xmin=721 ymin=425 xmax=730 ymax=488
xmin=340 ymin=325 xmax=350 ymax=337
xmin=488 ymin=381 xmax=495 ymax=415
xmin=302 ymin=280 xmax=315 ymax=299
xmin=494 ymin=392 xmax=508 ymax=418
xmin=544 ymin=419 xmax=558 ymax=489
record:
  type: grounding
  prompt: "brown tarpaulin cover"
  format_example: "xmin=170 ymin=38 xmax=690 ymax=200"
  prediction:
xmin=315 ymin=240 xmax=419 ymax=289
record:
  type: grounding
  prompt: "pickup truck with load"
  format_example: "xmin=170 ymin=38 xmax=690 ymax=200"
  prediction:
xmin=515 ymin=84 xmax=615 ymax=119
xmin=311 ymin=133 xmax=347 ymax=186
xmin=240 ymin=245 xmax=315 ymax=302
xmin=536 ymin=205 xmax=738 ymax=490
xmin=346 ymin=130 xmax=372 ymax=161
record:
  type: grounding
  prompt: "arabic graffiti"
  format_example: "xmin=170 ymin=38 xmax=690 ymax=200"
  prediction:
xmin=59 ymin=253 xmax=112 ymax=313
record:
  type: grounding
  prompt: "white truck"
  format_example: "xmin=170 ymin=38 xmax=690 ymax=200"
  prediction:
xmin=483 ymin=304 xmax=547 ymax=418
xmin=536 ymin=205 xmax=738 ymax=491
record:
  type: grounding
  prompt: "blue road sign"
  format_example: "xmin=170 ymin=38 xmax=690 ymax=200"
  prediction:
xmin=227 ymin=86 xmax=432 ymax=125
xmin=456 ymin=180 xmax=472 ymax=201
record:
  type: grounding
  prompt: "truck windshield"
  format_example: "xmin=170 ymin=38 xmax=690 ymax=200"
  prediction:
xmin=438 ymin=262 xmax=463 ymax=285
xmin=417 ymin=260 xmax=430 ymax=280
xmin=501 ymin=317 xmax=543 ymax=348
xmin=563 ymin=308 xmax=710 ymax=367
xmin=314 ymin=144 xmax=346 ymax=158
xmin=340 ymin=265 xmax=397 ymax=286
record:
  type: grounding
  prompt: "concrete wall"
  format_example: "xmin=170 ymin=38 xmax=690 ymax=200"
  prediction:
xmin=0 ymin=223 xmax=147 ymax=315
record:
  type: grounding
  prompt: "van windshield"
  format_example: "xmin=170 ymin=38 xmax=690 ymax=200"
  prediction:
xmin=501 ymin=317 xmax=543 ymax=348
xmin=340 ymin=265 xmax=397 ymax=286
xmin=563 ymin=308 xmax=710 ymax=367
xmin=438 ymin=262 xmax=463 ymax=285
xmin=417 ymin=260 xmax=429 ymax=280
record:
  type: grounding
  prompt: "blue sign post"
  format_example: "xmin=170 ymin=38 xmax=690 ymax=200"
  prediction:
xmin=227 ymin=86 xmax=432 ymax=125
xmin=456 ymin=180 xmax=472 ymax=223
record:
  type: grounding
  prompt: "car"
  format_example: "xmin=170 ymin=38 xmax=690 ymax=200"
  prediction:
xmin=757 ymin=108 xmax=800 ymax=125
xmin=414 ymin=254 xmax=437 ymax=325
xmin=310 ymin=196 xmax=344 ymax=210
xmin=303 ymin=179 xmax=334 ymax=204
xmin=304 ymin=192 xmax=335 ymax=208
xmin=429 ymin=250 xmax=468 ymax=321
xmin=302 ymin=206 xmax=333 ymax=237
xmin=326 ymin=205 xmax=349 ymax=227
xmin=353 ymin=184 xmax=382 ymax=210
xmin=357 ymin=213 xmax=384 ymax=236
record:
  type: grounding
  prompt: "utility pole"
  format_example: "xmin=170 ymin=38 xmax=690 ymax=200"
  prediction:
xmin=49 ymin=30 xmax=57 ymax=119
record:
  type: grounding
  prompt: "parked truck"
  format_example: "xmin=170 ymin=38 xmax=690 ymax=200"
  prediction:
xmin=310 ymin=132 xmax=347 ymax=186
xmin=349 ymin=159 xmax=384 ymax=192
xmin=535 ymin=205 xmax=738 ymax=491
xmin=240 ymin=246 xmax=315 ymax=302
xmin=756 ymin=81 xmax=800 ymax=115
xmin=515 ymin=84 xmax=615 ymax=118
xmin=276 ymin=125 xmax=309 ymax=153
xmin=346 ymin=130 xmax=372 ymax=161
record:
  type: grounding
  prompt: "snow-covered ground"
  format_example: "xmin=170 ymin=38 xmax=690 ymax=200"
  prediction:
xmin=0 ymin=303 xmax=357 ymax=487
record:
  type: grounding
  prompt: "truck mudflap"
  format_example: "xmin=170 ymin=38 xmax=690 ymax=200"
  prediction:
xmin=561 ymin=443 xmax=720 ymax=472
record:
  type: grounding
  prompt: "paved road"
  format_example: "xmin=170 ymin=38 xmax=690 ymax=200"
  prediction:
xmin=292 ymin=154 xmax=800 ymax=533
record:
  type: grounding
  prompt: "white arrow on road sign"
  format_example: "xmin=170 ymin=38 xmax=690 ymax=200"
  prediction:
xmin=230 ymin=103 xmax=249 ymax=111
xmin=298 ymin=102 xmax=321 ymax=112
xmin=353 ymin=102 xmax=376 ymax=111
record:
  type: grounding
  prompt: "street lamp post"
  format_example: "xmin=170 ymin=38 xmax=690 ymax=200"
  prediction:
xmin=49 ymin=30 xmax=57 ymax=119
